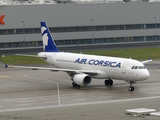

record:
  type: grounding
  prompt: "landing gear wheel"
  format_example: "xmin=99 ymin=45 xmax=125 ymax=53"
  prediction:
xmin=129 ymin=86 xmax=134 ymax=91
xmin=128 ymin=81 xmax=135 ymax=91
xmin=104 ymin=80 xmax=109 ymax=86
xmin=109 ymin=80 xmax=113 ymax=86
xmin=104 ymin=79 xmax=113 ymax=86
xmin=72 ymin=82 xmax=80 ymax=88
xmin=72 ymin=82 xmax=77 ymax=88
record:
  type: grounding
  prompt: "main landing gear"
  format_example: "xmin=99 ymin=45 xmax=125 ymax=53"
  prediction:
xmin=72 ymin=82 xmax=80 ymax=88
xmin=71 ymin=76 xmax=80 ymax=88
xmin=104 ymin=79 xmax=135 ymax=91
xmin=104 ymin=79 xmax=113 ymax=86
xmin=128 ymin=82 xmax=135 ymax=91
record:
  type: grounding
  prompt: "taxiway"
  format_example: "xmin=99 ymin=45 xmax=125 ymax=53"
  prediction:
xmin=0 ymin=61 xmax=159 ymax=120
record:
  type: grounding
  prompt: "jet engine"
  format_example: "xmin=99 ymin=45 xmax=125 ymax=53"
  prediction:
xmin=73 ymin=74 xmax=92 ymax=86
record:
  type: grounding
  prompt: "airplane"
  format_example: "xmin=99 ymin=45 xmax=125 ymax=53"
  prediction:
xmin=5 ymin=22 xmax=152 ymax=91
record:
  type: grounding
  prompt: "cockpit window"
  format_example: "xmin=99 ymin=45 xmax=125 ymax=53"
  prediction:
xmin=131 ymin=66 xmax=146 ymax=69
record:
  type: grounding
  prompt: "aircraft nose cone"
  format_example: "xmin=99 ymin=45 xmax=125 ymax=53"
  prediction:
xmin=143 ymin=70 xmax=150 ymax=80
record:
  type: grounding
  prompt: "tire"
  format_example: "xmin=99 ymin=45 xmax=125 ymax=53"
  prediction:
xmin=129 ymin=86 xmax=134 ymax=91
xmin=104 ymin=80 xmax=109 ymax=86
xmin=109 ymin=80 xmax=113 ymax=86
xmin=72 ymin=82 xmax=77 ymax=87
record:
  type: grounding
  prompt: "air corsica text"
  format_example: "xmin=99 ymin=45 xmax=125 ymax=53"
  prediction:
xmin=75 ymin=58 xmax=121 ymax=68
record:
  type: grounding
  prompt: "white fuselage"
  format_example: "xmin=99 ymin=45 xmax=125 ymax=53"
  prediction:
xmin=38 ymin=52 xmax=150 ymax=82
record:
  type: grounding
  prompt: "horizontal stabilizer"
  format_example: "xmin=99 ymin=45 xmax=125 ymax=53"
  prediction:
xmin=5 ymin=64 xmax=8 ymax=69
xmin=16 ymin=54 xmax=47 ymax=59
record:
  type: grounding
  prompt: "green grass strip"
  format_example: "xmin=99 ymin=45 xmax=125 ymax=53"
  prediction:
xmin=0 ymin=47 xmax=160 ymax=65
xmin=1 ymin=55 xmax=46 ymax=65
xmin=83 ymin=47 xmax=160 ymax=60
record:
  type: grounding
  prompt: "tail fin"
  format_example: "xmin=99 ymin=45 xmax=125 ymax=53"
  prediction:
xmin=40 ymin=22 xmax=59 ymax=52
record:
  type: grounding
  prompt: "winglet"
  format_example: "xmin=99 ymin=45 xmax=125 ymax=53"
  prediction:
xmin=141 ymin=58 xmax=152 ymax=64
xmin=5 ymin=63 xmax=8 ymax=69
xmin=40 ymin=22 xmax=60 ymax=52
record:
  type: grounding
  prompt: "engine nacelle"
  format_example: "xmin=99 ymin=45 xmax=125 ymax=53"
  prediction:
xmin=73 ymin=74 xmax=92 ymax=86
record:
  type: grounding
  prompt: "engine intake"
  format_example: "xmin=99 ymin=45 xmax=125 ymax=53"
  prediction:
xmin=73 ymin=74 xmax=92 ymax=86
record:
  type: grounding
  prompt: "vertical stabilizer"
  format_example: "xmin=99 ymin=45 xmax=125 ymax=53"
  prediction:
xmin=40 ymin=22 xmax=59 ymax=52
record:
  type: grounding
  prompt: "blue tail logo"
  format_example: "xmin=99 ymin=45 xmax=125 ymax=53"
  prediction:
xmin=40 ymin=22 xmax=59 ymax=52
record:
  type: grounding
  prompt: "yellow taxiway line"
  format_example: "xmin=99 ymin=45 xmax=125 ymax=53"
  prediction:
xmin=0 ymin=76 xmax=10 ymax=78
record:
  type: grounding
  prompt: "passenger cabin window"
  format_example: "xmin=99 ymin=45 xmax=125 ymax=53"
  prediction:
xmin=131 ymin=66 xmax=146 ymax=69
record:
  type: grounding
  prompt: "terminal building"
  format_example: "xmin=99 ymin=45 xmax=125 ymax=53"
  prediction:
xmin=0 ymin=0 xmax=160 ymax=51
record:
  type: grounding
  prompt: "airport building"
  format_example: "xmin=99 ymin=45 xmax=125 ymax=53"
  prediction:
xmin=0 ymin=0 xmax=160 ymax=51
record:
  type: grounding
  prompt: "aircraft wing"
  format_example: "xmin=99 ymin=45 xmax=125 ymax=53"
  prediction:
xmin=141 ymin=59 xmax=152 ymax=64
xmin=15 ymin=54 xmax=47 ymax=59
xmin=5 ymin=64 xmax=98 ymax=75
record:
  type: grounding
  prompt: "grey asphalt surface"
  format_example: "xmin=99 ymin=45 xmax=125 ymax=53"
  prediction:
xmin=0 ymin=61 xmax=159 ymax=120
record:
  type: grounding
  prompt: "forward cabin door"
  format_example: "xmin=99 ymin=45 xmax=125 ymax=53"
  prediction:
xmin=121 ymin=61 xmax=128 ymax=74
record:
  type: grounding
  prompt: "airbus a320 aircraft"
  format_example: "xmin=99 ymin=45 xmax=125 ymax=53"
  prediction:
xmin=6 ymin=22 xmax=152 ymax=91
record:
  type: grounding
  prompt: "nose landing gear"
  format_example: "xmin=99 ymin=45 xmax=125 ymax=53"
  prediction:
xmin=129 ymin=86 xmax=134 ymax=91
xmin=128 ymin=81 xmax=135 ymax=91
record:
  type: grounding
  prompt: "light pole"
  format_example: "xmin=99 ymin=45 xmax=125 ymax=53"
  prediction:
xmin=91 ymin=19 xmax=95 ymax=46
xmin=154 ymin=17 xmax=158 ymax=42
xmin=22 ymin=21 xmax=26 ymax=50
